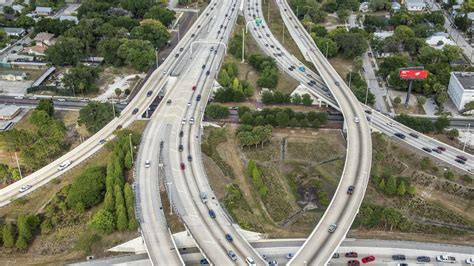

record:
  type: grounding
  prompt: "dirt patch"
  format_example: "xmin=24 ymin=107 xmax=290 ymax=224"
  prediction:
xmin=329 ymin=56 xmax=353 ymax=79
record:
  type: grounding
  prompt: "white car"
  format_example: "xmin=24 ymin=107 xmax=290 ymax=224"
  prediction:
xmin=19 ymin=185 xmax=32 ymax=193
xmin=182 ymin=118 xmax=186 ymax=125
xmin=354 ymin=117 xmax=360 ymax=123
xmin=144 ymin=160 xmax=151 ymax=168
xmin=187 ymin=101 xmax=191 ymax=106
xmin=466 ymin=258 xmax=473 ymax=264
xmin=189 ymin=117 xmax=194 ymax=124
xmin=58 ymin=160 xmax=72 ymax=171
xmin=57 ymin=98 xmax=66 ymax=102
xmin=14 ymin=95 xmax=24 ymax=99
xmin=246 ymin=257 xmax=256 ymax=266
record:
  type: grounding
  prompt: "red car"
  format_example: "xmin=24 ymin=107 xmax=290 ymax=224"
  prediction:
xmin=192 ymin=85 xmax=196 ymax=91
xmin=347 ymin=260 xmax=360 ymax=266
xmin=361 ymin=256 xmax=375 ymax=263
xmin=180 ymin=163 xmax=185 ymax=170
xmin=437 ymin=146 xmax=446 ymax=151
xmin=345 ymin=252 xmax=358 ymax=258
xmin=456 ymin=155 xmax=468 ymax=161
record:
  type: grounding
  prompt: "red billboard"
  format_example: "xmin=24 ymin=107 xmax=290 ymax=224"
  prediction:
xmin=399 ymin=69 xmax=429 ymax=80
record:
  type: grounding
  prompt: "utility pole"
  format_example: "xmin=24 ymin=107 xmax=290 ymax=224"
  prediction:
xmin=242 ymin=28 xmax=245 ymax=63
xmin=177 ymin=23 xmax=180 ymax=42
xmin=348 ymin=71 xmax=352 ymax=88
xmin=14 ymin=152 xmax=22 ymax=179
xmin=325 ymin=41 xmax=329 ymax=58
xmin=463 ymin=123 xmax=471 ymax=152
xmin=128 ymin=133 xmax=133 ymax=165
xmin=112 ymin=101 xmax=115 ymax=117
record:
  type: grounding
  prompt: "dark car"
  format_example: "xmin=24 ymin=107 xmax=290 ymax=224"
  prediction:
xmin=347 ymin=260 xmax=360 ymax=266
xmin=199 ymin=258 xmax=209 ymax=264
xmin=178 ymin=144 xmax=183 ymax=152
xmin=188 ymin=155 xmax=192 ymax=162
xmin=455 ymin=158 xmax=466 ymax=164
xmin=196 ymin=94 xmax=201 ymax=101
xmin=147 ymin=90 xmax=153 ymax=97
xmin=208 ymin=209 xmax=216 ymax=218
xmin=132 ymin=108 xmax=139 ymax=114
xmin=394 ymin=133 xmax=406 ymax=139
xmin=392 ymin=254 xmax=406 ymax=260
xmin=179 ymin=131 xmax=184 ymax=137
xmin=409 ymin=133 xmax=419 ymax=138
xmin=347 ymin=185 xmax=355 ymax=194
xmin=456 ymin=155 xmax=468 ymax=161
xmin=345 ymin=252 xmax=358 ymax=258
xmin=437 ymin=146 xmax=446 ymax=151
xmin=416 ymin=256 xmax=431 ymax=262
xmin=206 ymin=70 xmax=210 ymax=75
xmin=225 ymin=234 xmax=233 ymax=242
xmin=432 ymin=148 xmax=442 ymax=154
xmin=422 ymin=147 xmax=432 ymax=153
xmin=361 ymin=256 xmax=375 ymax=263
xmin=180 ymin=163 xmax=185 ymax=170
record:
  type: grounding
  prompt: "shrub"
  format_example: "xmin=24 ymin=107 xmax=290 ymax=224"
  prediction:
xmin=66 ymin=166 xmax=106 ymax=211
xmin=90 ymin=209 xmax=115 ymax=234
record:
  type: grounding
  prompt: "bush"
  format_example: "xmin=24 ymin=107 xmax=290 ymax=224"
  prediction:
xmin=66 ymin=166 xmax=106 ymax=211
xmin=90 ymin=209 xmax=115 ymax=234
xmin=206 ymin=104 xmax=230 ymax=119
xmin=2 ymin=223 xmax=14 ymax=248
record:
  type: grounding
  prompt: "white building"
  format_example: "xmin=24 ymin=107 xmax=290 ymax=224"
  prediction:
xmin=405 ymin=0 xmax=425 ymax=11
xmin=443 ymin=0 xmax=464 ymax=4
xmin=448 ymin=72 xmax=474 ymax=111
xmin=0 ymin=27 xmax=25 ymax=37
xmin=35 ymin=6 xmax=52 ymax=16
xmin=374 ymin=31 xmax=394 ymax=39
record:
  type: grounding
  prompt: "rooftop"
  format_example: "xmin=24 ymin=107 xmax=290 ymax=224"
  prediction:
xmin=1 ymin=27 xmax=25 ymax=34
xmin=0 ymin=105 xmax=20 ymax=116
xmin=406 ymin=0 xmax=425 ymax=6
xmin=34 ymin=32 xmax=54 ymax=42
xmin=453 ymin=72 xmax=474 ymax=91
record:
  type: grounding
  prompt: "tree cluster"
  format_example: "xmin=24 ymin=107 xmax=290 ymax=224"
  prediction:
xmin=66 ymin=166 xmax=107 ymax=211
xmin=394 ymin=114 xmax=450 ymax=134
xmin=62 ymin=64 xmax=100 ymax=95
xmin=354 ymin=203 xmax=412 ymax=232
xmin=247 ymin=160 xmax=269 ymax=198
xmin=261 ymin=91 xmax=314 ymax=106
xmin=345 ymin=72 xmax=376 ymax=105
xmin=0 ymin=100 xmax=67 ymax=171
xmin=205 ymin=104 xmax=230 ymax=119
xmin=1 ymin=214 xmax=40 ymax=251
xmin=91 ymin=131 xmax=140 ymax=234
xmin=236 ymin=124 xmax=273 ymax=149
xmin=313 ymin=27 xmax=368 ymax=58
xmin=373 ymin=175 xmax=416 ymax=197
xmin=238 ymin=106 xmax=328 ymax=128
xmin=79 ymin=101 xmax=118 ymax=134
xmin=0 ymin=163 xmax=21 ymax=186
xmin=248 ymin=54 xmax=279 ymax=88
xmin=215 ymin=62 xmax=254 ymax=102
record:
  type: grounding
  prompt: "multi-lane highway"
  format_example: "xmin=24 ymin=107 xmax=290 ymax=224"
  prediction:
xmin=245 ymin=0 xmax=373 ymax=265
xmin=137 ymin=0 xmax=265 ymax=265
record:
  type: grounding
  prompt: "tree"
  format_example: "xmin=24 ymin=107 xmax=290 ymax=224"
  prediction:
xmin=0 ymin=29 xmax=10 ymax=48
xmin=434 ymin=116 xmax=450 ymax=132
xmin=121 ymin=0 xmax=154 ymax=18
xmin=115 ymin=88 xmax=122 ymax=98
xmin=17 ymin=215 xmax=31 ymax=241
xmin=275 ymin=112 xmax=289 ymax=127
xmin=228 ymin=33 xmax=243 ymax=59
xmin=16 ymin=15 xmax=35 ymax=29
xmin=144 ymin=5 xmax=176 ymax=27
xmin=62 ymin=64 xmax=100 ymax=95
xmin=378 ymin=178 xmax=385 ymax=190
xmin=420 ymin=157 xmax=432 ymax=170
xmin=416 ymin=96 xmax=426 ymax=108
xmin=314 ymin=37 xmax=338 ymax=58
xmin=98 ymin=38 xmax=125 ymax=66
xmin=36 ymin=99 xmax=54 ymax=117
xmin=124 ymin=183 xmax=135 ymax=219
xmin=384 ymin=176 xmax=397 ymax=195
xmin=116 ymin=206 xmax=128 ymax=231
xmin=206 ymin=104 xmax=230 ymax=119
xmin=104 ymin=191 xmax=115 ymax=213
xmin=397 ymin=181 xmax=406 ymax=196
xmin=454 ymin=15 xmax=471 ymax=32
xmin=66 ymin=166 xmax=106 ymax=211
xmin=3 ymin=6 xmax=14 ymax=14
xmin=369 ymin=0 xmax=390 ymax=11
xmin=15 ymin=236 xmax=28 ymax=251
xmin=301 ymin=94 xmax=313 ymax=106
xmin=333 ymin=32 xmax=368 ymax=57
xmin=117 ymin=39 xmax=155 ymax=71
xmin=393 ymin=96 xmax=402 ymax=107
xmin=393 ymin=25 xmax=415 ymax=43
xmin=443 ymin=45 xmax=462 ymax=62
xmin=407 ymin=185 xmax=416 ymax=195
xmin=45 ymin=37 xmax=85 ymax=66
xmin=464 ymin=100 xmax=474 ymax=112
xmin=2 ymin=223 xmax=14 ymax=248
xmin=90 ymin=209 xmax=115 ymax=234
xmin=79 ymin=102 xmax=117 ymax=134
xmin=336 ymin=9 xmax=349 ymax=23
xmin=130 ymin=19 xmax=170 ymax=49
xmin=447 ymin=128 xmax=459 ymax=140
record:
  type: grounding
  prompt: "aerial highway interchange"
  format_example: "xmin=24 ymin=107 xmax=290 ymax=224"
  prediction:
xmin=0 ymin=0 xmax=472 ymax=265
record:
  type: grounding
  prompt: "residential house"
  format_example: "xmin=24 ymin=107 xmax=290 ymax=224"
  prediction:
xmin=59 ymin=15 xmax=78 ymax=24
xmin=1 ymin=27 xmax=25 ymax=37
xmin=25 ymin=32 xmax=55 ymax=56
xmin=405 ymin=0 xmax=425 ymax=11
xmin=35 ymin=6 xmax=52 ymax=16
xmin=391 ymin=1 xmax=401 ymax=12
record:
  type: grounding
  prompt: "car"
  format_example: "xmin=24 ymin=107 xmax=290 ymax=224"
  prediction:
xmin=147 ymin=90 xmax=153 ymax=97
xmin=328 ymin=223 xmax=337 ymax=233
xmin=387 ymin=122 xmax=394 ymax=127
xmin=132 ymin=108 xmax=139 ymax=114
xmin=455 ymin=158 xmax=466 ymax=164
xmin=354 ymin=117 xmax=360 ymax=123
xmin=145 ymin=160 xmax=151 ymax=168
xmin=196 ymin=94 xmax=201 ymax=101
xmin=286 ymin=253 xmax=294 ymax=259
xmin=456 ymin=155 xmax=468 ymax=161
xmin=206 ymin=70 xmax=210 ymax=75
xmin=268 ymin=260 xmax=278 ymax=266
xmin=392 ymin=254 xmax=406 ymax=260
xmin=432 ymin=148 xmax=442 ymax=154
xmin=397 ymin=264 xmax=408 ymax=266
xmin=58 ymin=160 xmax=72 ymax=171
xmin=188 ymin=155 xmax=192 ymax=162
xmin=335 ymin=81 xmax=340 ymax=86
xmin=345 ymin=252 xmax=358 ymax=258
xmin=333 ymin=253 xmax=340 ymax=258
xmin=166 ymin=99 xmax=172 ymax=105
xmin=409 ymin=133 xmax=419 ymax=138
xmin=179 ymin=131 xmax=184 ymax=137
xmin=189 ymin=117 xmax=194 ymax=124
xmin=182 ymin=118 xmax=186 ymax=125
xmin=199 ymin=258 xmax=209 ymax=264
xmin=416 ymin=256 xmax=431 ymax=262
xmin=163 ymin=70 xmax=167 ymax=74
xmin=245 ymin=257 xmax=256 ymax=266
xmin=347 ymin=260 xmax=360 ymax=266
xmin=180 ymin=163 xmax=185 ymax=170
xmin=28 ymin=96 xmax=38 ymax=100
xmin=192 ymin=85 xmax=196 ymax=91
xmin=225 ymin=233 xmax=233 ymax=242
xmin=361 ymin=256 xmax=375 ymax=263
xmin=436 ymin=255 xmax=456 ymax=263
xmin=347 ymin=185 xmax=355 ymax=194
xmin=187 ymin=101 xmax=191 ymax=107
xmin=175 ymin=53 xmax=179 ymax=58
xmin=116 ymin=125 xmax=122 ymax=130
xmin=437 ymin=146 xmax=446 ymax=151
xmin=19 ymin=185 xmax=32 ymax=193
xmin=422 ymin=147 xmax=432 ymax=153
xmin=57 ymin=98 xmax=66 ymax=102
xmin=178 ymin=144 xmax=183 ymax=152
xmin=98 ymin=139 xmax=106 ymax=145
xmin=227 ymin=251 xmax=237 ymax=261
xmin=465 ymin=258 xmax=473 ymax=264
xmin=394 ymin=132 xmax=406 ymax=139
xmin=208 ymin=209 xmax=216 ymax=218
xmin=200 ymin=192 xmax=208 ymax=203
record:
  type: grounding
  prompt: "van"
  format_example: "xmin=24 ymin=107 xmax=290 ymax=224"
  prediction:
xmin=246 ymin=257 xmax=256 ymax=266
xmin=58 ymin=160 xmax=72 ymax=171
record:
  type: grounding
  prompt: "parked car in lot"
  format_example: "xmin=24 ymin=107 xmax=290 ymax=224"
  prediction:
xmin=361 ymin=256 xmax=375 ymax=263
xmin=345 ymin=252 xmax=358 ymax=258
xmin=19 ymin=185 xmax=32 ymax=193
xmin=392 ymin=254 xmax=406 ymax=260
xmin=416 ymin=256 xmax=431 ymax=262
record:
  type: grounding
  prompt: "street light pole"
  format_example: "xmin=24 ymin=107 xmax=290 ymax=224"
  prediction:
xmin=325 ymin=41 xmax=329 ymax=58
xmin=242 ymin=28 xmax=245 ymax=63
xmin=177 ymin=23 xmax=180 ymax=42
xmin=365 ymin=86 xmax=369 ymax=105
xmin=463 ymin=123 xmax=471 ymax=152
xmin=282 ymin=26 xmax=285 ymax=44
xmin=167 ymin=182 xmax=173 ymax=215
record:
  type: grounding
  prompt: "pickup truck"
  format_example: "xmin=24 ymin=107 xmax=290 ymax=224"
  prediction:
xmin=436 ymin=255 xmax=456 ymax=263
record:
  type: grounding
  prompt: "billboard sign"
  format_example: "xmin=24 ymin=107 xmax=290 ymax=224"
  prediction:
xmin=399 ymin=69 xmax=429 ymax=80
